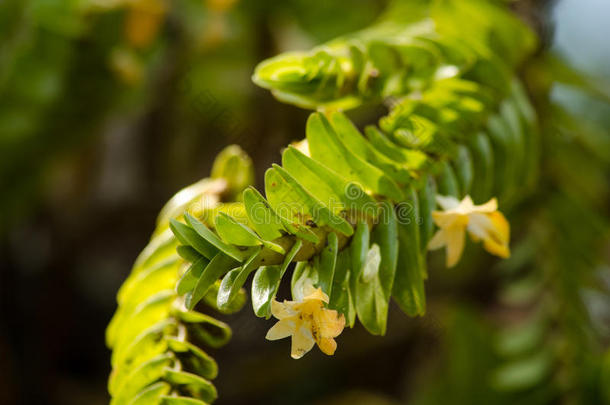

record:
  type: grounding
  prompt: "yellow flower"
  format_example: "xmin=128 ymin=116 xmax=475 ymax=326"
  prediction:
xmin=428 ymin=195 xmax=510 ymax=267
xmin=124 ymin=0 xmax=167 ymax=48
xmin=266 ymin=285 xmax=345 ymax=359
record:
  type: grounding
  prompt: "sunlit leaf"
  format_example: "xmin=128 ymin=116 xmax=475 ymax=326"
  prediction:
xmin=187 ymin=254 xmax=238 ymax=310
xmin=252 ymin=240 xmax=302 ymax=318
xmin=184 ymin=214 xmax=245 ymax=262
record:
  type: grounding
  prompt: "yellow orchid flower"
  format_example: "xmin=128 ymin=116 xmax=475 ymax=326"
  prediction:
xmin=266 ymin=285 xmax=345 ymax=359
xmin=428 ymin=195 xmax=510 ymax=267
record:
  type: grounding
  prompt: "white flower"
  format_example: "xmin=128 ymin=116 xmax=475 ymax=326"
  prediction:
xmin=265 ymin=285 xmax=345 ymax=359
xmin=428 ymin=195 xmax=510 ymax=267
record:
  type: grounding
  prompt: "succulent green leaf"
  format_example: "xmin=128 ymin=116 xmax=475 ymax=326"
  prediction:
xmin=364 ymin=125 xmax=430 ymax=172
xmin=163 ymin=369 xmax=217 ymax=403
xmin=176 ymin=246 xmax=203 ymax=263
xmin=353 ymin=201 xmax=398 ymax=335
xmin=187 ymin=254 xmax=238 ymax=310
xmin=252 ymin=240 xmax=303 ymax=318
xmin=251 ymin=266 xmax=281 ymax=317
xmin=200 ymin=281 xmax=247 ymax=315
xmin=306 ymin=113 xmax=404 ymax=201
xmin=282 ymin=146 xmax=378 ymax=217
xmin=264 ymin=168 xmax=321 ymax=244
xmin=281 ymin=147 xmax=344 ymax=213
xmin=328 ymin=111 xmax=414 ymax=185
xmin=392 ymin=188 xmax=426 ymax=316
xmin=111 ymin=353 xmax=174 ymax=405
xmin=252 ymin=49 xmax=363 ymax=111
xmin=350 ymin=221 xmax=370 ymax=285
xmin=417 ymin=174 xmax=437 ymax=256
xmin=243 ymin=186 xmax=285 ymax=241
xmin=329 ymin=249 xmax=356 ymax=327
xmin=215 ymin=212 xmax=263 ymax=247
xmin=112 ymin=291 xmax=175 ymax=357
xmin=170 ymin=219 xmax=218 ymax=260
xmin=468 ymin=131 xmax=495 ymax=203
xmin=315 ymin=232 xmax=338 ymax=296
xmin=174 ymin=310 xmax=232 ymax=349
xmin=129 ymin=382 xmax=171 ymax=405
xmin=177 ymin=257 xmax=210 ymax=296
xmin=210 ymin=144 xmax=254 ymax=199
xmin=184 ymin=214 xmax=245 ymax=262
xmin=500 ymin=98 xmax=525 ymax=199
xmin=111 ymin=319 xmax=174 ymax=370
xmin=166 ymin=338 xmax=218 ymax=380
xmin=487 ymin=114 xmax=516 ymax=202
xmin=271 ymin=164 xmax=354 ymax=236
xmin=216 ymin=211 xmax=286 ymax=254
xmin=118 ymin=259 xmax=181 ymax=306
xmin=217 ymin=248 xmax=263 ymax=311
xmin=354 ymin=245 xmax=385 ymax=335
xmin=453 ymin=144 xmax=474 ymax=197
xmin=132 ymin=229 xmax=178 ymax=272
xmin=436 ymin=160 xmax=461 ymax=197
xmin=371 ymin=202 xmax=399 ymax=294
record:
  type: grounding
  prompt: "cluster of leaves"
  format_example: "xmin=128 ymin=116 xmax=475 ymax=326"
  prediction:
xmin=106 ymin=147 xmax=254 ymax=405
xmin=253 ymin=0 xmax=535 ymax=110
xmin=477 ymin=92 xmax=610 ymax=403
xmin=170 ymin=0 xmax=537 ymax=339
xmin=106 ymin=0 xmax=610 ymax=404
xmin=405 ymin=13 xmax=610 ymax=405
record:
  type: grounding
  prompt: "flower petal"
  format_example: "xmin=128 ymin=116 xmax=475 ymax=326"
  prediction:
xmin=483 ymin=237 xmax=510 ymax=258
xmin=445 ymin=223 xmax=466 ymax=267
xmin=482 ymin=212 xmax=510 ymax=258
xmin=436 ymin=195 xmax=460 ymax=210
xmin=488 ymin=211 xmax=510 ymax=241
xmin=467 ymin=212 xmax=492 ymax=240
xmin=303 ymin=286 xmax=329 ymax=304
xmin=467 ymin=212 xmax=510 ymax=259
xmin=291 ymin=325 xmax=315 ymax=359
xmin=266 ymin=319 xmax=296 ymax=340
xmin=317 ymin=337 xmax=338 ymax=356
xmin=456 ymin=195 xmax=476 ymax=213
xmin=315 ymin=309 xmax=345 ymax=338
xmin=432 ymin=211 xmax=468 ymax=228
xmin=474 ymin=197 xmax=498 ymax=213
xmin=428 ymin=229 xmax=447 ymax=250
xmin=271 ymin=299 xmax=297 ymax=320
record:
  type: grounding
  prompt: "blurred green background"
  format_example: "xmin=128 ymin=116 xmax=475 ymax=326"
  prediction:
xmin=0 ymin=0 xmax=608 ymax=404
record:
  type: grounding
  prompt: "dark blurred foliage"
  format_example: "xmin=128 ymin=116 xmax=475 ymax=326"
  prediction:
xmin=0 ymin=0 xmax=608 ymax=405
